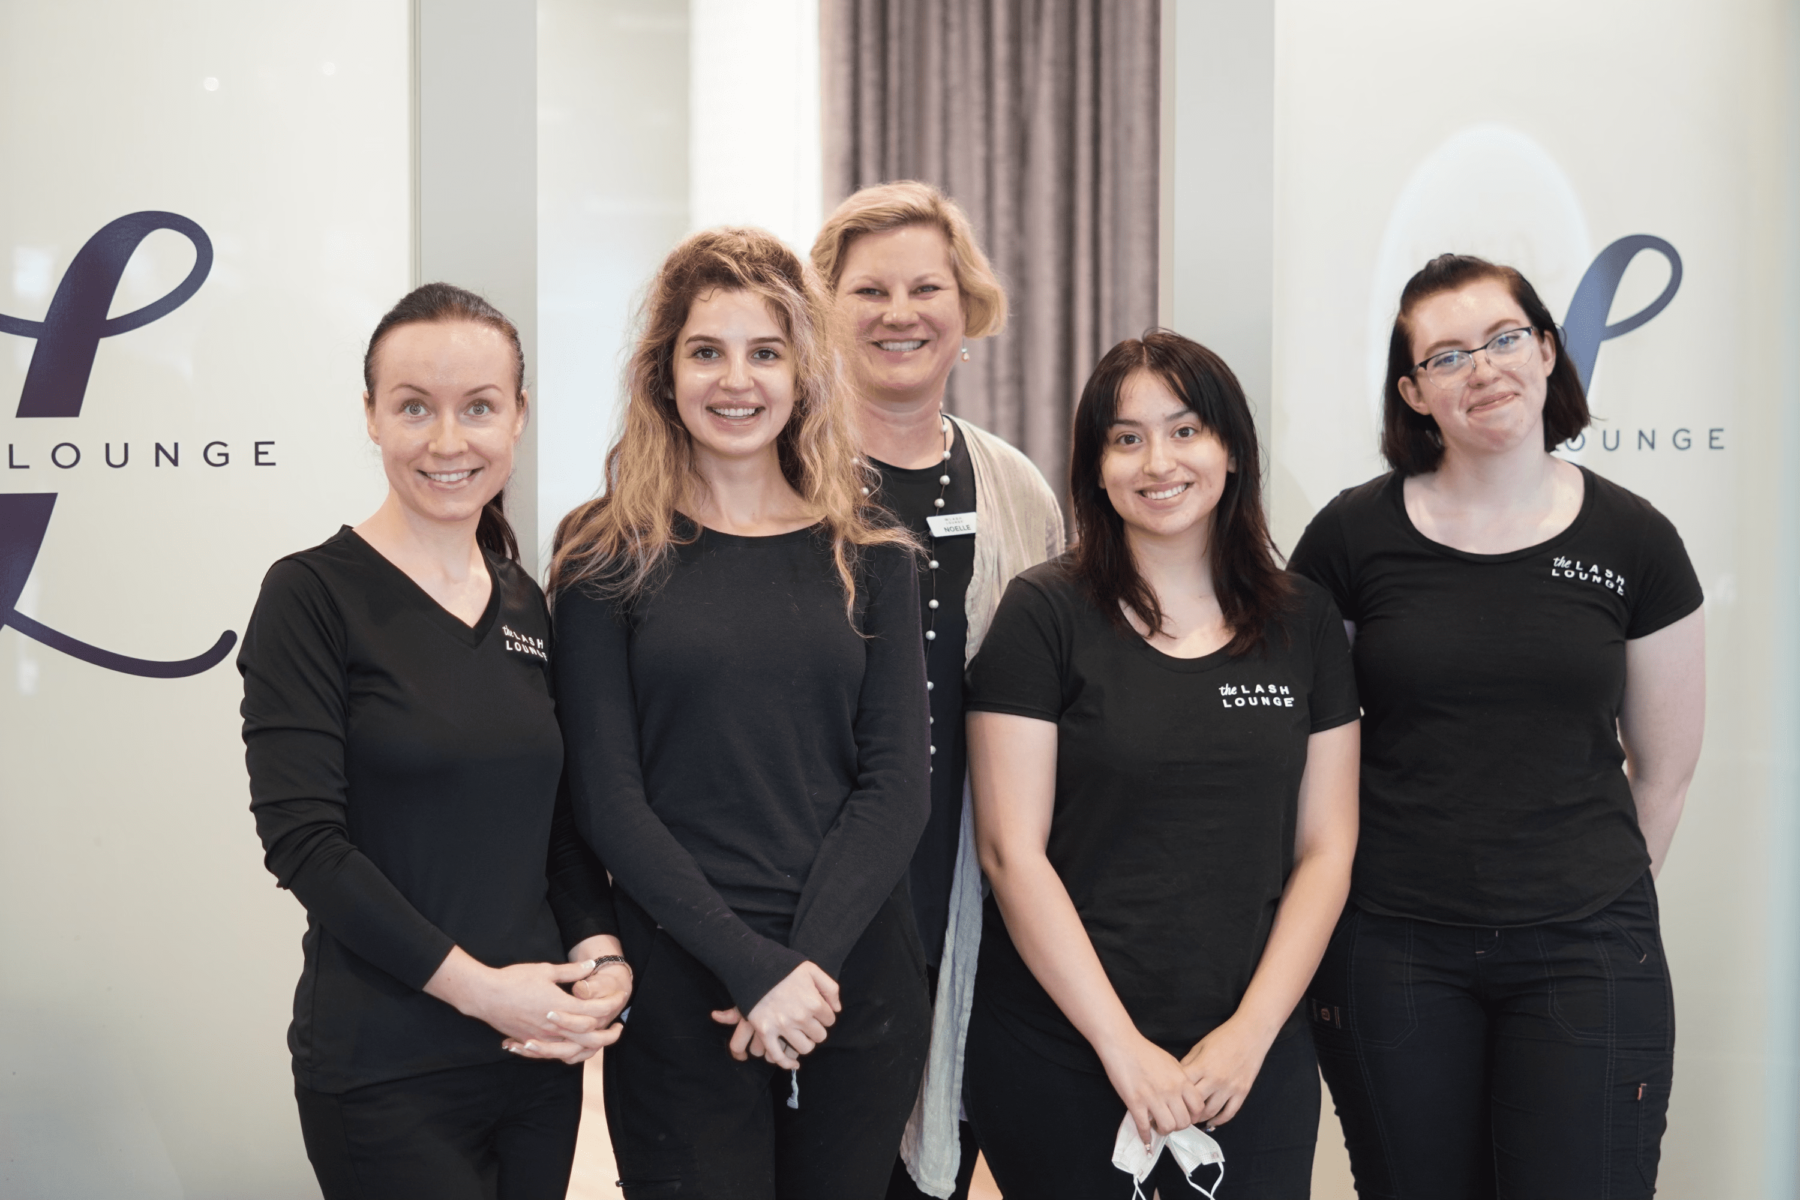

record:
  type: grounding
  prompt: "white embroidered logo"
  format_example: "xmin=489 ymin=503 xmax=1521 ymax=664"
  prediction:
xmin=502 ymin=623 xmax=548 ymax=662
xmin=1551 ymin=556 xmax=1626 ymax=596
xmin=1218 ymin=682 xmax=1294 ymax=709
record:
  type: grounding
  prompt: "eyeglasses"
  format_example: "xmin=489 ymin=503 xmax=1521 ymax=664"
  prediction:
xmin=1413 ymin=326 xmax=1537 ymax=383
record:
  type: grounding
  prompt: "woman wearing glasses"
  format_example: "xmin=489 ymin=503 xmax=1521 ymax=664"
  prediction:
xmin=1291 ymin=254 xmax=1705 ymax=1200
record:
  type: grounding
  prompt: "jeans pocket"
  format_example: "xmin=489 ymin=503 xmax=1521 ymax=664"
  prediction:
xmin=1598 ymin=910 xmax=1655 ymax=968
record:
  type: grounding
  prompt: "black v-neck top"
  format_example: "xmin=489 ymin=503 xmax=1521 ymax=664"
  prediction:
xmin=239 ymin=527 xmax=615 ymax=1092
xmin=1290 ymin=467 xmax=1703 ymax=925
xmin=553 ymin=524 xmax=930 ymax=1015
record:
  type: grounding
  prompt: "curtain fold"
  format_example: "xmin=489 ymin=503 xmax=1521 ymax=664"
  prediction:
xmin=823 ymin=0 xmax=1160 ymax=491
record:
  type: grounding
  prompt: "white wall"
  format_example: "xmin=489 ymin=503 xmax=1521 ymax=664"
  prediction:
xmin=1161 ymin=0 xmax=1274 ymax=434
xmin=0 ymin=3 xmax=409 ymax=1195
xmin=535 ymin=0 xmax=822 ymax=539
xmin=1268 ymin=2 xmax=1797 ymax=1196
xmin=688 ymin=0 xmax=822 ymax=253
xmin=536 ymin=0 xmax=690 ymax=557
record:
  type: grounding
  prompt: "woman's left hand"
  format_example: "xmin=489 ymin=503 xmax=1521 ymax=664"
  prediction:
xmin=504 ymin=935 xmax=632 ymax=1064
xmin=1178 ymin=1015 xmax=1274 ymax=1127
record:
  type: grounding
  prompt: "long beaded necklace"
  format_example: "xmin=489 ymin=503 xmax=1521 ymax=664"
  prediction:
xmin=862 ymin=414 xmax=954 ymax=774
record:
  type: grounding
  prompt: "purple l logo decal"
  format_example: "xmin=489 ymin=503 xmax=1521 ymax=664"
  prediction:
xmin=0 ymin=212 xmax=236 ymax=678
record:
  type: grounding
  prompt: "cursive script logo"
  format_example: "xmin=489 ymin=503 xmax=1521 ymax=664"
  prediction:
xmin=1562 ymin=234 xmax=1682 ymax=394
xmin=0 ymin=211 xmax=236 ymax=678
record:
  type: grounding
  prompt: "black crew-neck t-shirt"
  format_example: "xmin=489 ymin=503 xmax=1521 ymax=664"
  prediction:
xmin=965 ymin=560 xmax=1359 ymax=1065
xmin=239 ymin=528 xmax=615 ymax=1093
xmin=868 ymin=423 xmax=977 ymax=966
xmin=554 ymin=524 xmax=930 ymax=1015
xmin=1289 ymin=467 xmax=1703 ymax=927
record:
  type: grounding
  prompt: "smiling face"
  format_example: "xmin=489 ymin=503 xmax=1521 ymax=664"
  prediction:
xmin=834 ymin=223 xmax=965 ymax=409
xmin=672 ymin=288 xmax=797 ymax=469
xmin=364 ymin=320 xmax=524 ymax=528
xmin=1397 ymin=277 xmax=1557 ymax=461
xmin=1100 ymin=370 xmax=1234 ymax=548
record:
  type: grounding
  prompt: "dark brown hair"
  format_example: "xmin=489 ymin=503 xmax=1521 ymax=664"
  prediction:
xmin=1383 ymin=254 xmax=1590 ymax=475
xmin=363 ymin=282 xmax=525 ymax=562
xmin=1069 ymin=330 xmax=1291 ymax=656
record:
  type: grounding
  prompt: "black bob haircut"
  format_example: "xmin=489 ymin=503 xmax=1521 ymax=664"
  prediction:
xmin=1382 ymin=254 xmax=1590 ymax=476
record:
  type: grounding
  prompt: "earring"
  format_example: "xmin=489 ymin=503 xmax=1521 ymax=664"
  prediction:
xmin=960 ymin=345 xmax=971 ymax=362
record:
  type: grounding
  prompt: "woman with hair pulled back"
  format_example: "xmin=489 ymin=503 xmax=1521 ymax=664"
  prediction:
xmin=550 ymin=228 xmax=932 ymax=1198
xmin=238 ymin=284 xmax=630 ymax=1199
xmin=962 ymin=332 xmax=1360 ymax=1198
xmin=811 ymin=180 xmax=1065 ymax=1200
xmin=1291 ymin=255 xmax=1706 ymax=1198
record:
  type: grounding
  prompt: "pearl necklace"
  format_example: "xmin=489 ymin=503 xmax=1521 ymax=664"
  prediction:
xmin=861 ymin=415 xmax=954 ymax=774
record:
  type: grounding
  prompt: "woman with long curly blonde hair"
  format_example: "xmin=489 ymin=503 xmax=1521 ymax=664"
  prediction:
xmin=550 ymin=227 xmax=933 ymax=1198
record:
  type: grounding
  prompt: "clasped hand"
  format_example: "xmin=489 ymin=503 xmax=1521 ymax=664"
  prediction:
xmin=709 ymin=961 xmax=841 ymax=1070
xmin=426 ymin=944 xmax=633 ymax=1066
xmin=1102 ymin=1015 xmax=1272 ymax=1146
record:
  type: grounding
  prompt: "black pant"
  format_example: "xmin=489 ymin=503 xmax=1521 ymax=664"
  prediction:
xmin=295 ymin=1056 xmax=583 ymax=1200
xmin=964 ymin=999 xmax=1320 ymax=1199
xmin=605 ymin=893 xmax=932 ymax=1199
xmin=1308 ymin=871 xmax=1674 ymax=1199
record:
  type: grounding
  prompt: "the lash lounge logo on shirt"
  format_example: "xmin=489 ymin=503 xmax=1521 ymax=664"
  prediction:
xmin=1218 ymin=683 xmax=1295 ymax=709
xmin=1552 ymin=556 xmax=1626 ymax=596
xmin=502 ymin=624 xmax=548 ymax=663
xmin=1 ymin=211 xmax=243 ymax=678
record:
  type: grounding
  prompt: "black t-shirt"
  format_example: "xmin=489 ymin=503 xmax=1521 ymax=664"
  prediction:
xmin=553 ymin=524 xmax=930 ymax=1015
xmin=964 ymin=559 xmax=1359 ymax=1065
xmin=1289 ymin=467 xmax=1704 ymax=926
xmin=239 ymin=528 xmax=615 ymax=1093
xmin=868 ymin=424 xmax=977 ymax=966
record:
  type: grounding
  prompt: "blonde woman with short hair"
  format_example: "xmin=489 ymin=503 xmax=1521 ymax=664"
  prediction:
xmin=813 ymin=181 xmax=1064 ymax=1200
xmin=550 ymin=227 xmax=933 ymax=1199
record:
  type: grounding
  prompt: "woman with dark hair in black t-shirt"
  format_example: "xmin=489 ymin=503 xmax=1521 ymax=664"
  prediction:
xmin=1291 ymin=255 xmax=1706 ymax=1200
xmin=239 ymin=284 xmax=631 ymax=1200
xmin=964 ymin=331 xmax=1360 ymax=1199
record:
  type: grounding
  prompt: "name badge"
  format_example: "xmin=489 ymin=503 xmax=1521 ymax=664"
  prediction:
xmin=927 ymin=511 xmax=978 ymax=538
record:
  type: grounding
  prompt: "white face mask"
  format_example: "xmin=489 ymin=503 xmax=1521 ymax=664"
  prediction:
xmin=1111 ymin=1115 xmax=1225 ymax=1200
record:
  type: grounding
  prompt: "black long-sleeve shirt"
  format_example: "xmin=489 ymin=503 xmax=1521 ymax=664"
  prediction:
xmin=239 ymin=528 xmax=615 ymax=1093
xmin=553 ymin=523 xmax=930 ymax=1014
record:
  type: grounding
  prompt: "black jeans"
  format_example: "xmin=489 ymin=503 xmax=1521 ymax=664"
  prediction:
xmin=295 ymin=1056 xmax=583 ymax=1200
xmin=964 ymin=998 xmax=1321 ymax=1200
xmin=604 ymin=893 xmax=932 ymax=1200
xmin=1308 ymin=871 xmax=1674 ymax=1199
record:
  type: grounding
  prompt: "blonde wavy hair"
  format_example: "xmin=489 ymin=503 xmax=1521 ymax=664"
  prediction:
xmin=810 ymin=180 xmax=1008 ymax=338
xmin=549 ymin=227 xmax=912 ymax=616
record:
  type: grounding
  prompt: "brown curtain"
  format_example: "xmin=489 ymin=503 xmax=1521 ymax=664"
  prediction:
xmin=822 ymin=0 xmax=1160 ymax=492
